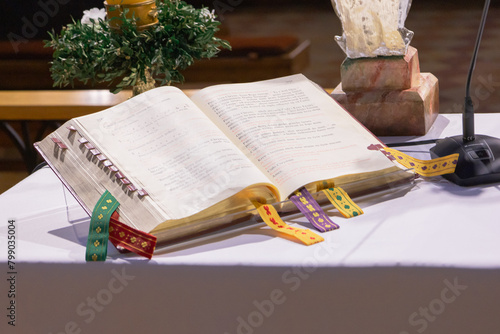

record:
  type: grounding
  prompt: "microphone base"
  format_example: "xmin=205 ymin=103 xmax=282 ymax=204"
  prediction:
xmin=430 ymin=134 xmax=500 ymax=186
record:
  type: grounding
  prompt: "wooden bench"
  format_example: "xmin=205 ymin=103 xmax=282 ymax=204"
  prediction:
xmin=0 ymin=90 xmax=124 ymax=171
xmin=0 ymin=38 xmax=312 ymax=172
xmin=0 ymin=89 xmax=181 ymax=172
xmin=0 ymin=37 xmax=310 ymax=90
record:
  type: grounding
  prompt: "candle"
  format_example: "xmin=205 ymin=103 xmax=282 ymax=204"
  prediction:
xmin=104 ymin=0 xmax=159 ymax=30
xmin=106 ymin=0 xmax=144 ymax=4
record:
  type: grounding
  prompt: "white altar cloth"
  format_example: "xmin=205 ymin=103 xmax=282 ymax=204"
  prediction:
xmin=1 ymin=114 xmax=499 ymax=334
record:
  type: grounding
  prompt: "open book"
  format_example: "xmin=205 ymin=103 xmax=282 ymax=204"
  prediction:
xmin=35 ymin=74 xmax=411 ymax=245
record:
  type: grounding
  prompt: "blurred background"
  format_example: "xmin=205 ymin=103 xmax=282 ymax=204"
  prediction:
xmin=1 ymin=0 xmax=500 ymax=192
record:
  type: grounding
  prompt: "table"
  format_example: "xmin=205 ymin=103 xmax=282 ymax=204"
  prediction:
xmin=0 ymin=89 xmax=196 ymax=171
xmin=1 ymin=113 xmax=500 ymax=333
xmin=0 ymin=90 xmax=130 ymax=172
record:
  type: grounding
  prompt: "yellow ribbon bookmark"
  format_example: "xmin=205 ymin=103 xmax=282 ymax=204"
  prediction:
xmin=254 ymin=203 xmax=324 ymax=246
xmin=322 ymin=187 xmax=363 ymax=218
xmin=382 ymin=147 xmax=459 ymax=177
xmin=368 ymin=144 xmax=459 ymax=177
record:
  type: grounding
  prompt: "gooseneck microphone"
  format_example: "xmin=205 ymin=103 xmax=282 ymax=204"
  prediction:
xmin=430 ymin=0 xmax=500 ymax=186
xmin=463 ymin=0 xmax=491 ymax=143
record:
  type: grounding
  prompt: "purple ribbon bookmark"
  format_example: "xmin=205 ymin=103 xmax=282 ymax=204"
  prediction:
xmin=290 ymin=188 xmax=340 ymax=233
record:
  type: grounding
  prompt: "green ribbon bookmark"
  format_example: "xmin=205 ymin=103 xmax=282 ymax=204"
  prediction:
xmin=85 ymin=190 xmax=120 ymax=262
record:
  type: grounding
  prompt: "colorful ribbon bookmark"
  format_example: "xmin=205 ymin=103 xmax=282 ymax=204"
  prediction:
xmin=368 ymin=144 xmax=459 ymax=177
xmin=289 ymin=188 xmax=340 ymax=232
xmin=384 ymin=147 xmax=459 ymax=177
xmin=322 ymin=187 xmax=363 ymax=218
xmin=255 ymin=203 xmax=324 ymax=245
xmin=109 ymin=217 xmax=157 ymax=259
xmin=86 ymin=191 xmax=157 ymax=261
xmin=86 ymin=190 xmax=120 ymax=262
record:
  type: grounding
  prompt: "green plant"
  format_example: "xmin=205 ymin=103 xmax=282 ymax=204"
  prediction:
xmin=44 ymin=0 xmax=230 ymax=94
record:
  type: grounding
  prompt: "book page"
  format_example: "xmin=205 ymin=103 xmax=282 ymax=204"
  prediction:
xmin=191 ymin=74 xmax=398 ymax=198
xmin=76 ymin=86 xmax=274 ymax=220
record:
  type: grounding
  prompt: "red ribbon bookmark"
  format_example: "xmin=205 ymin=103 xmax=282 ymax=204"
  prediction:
xmin=109 ymin=216 xmax=157 ymax=259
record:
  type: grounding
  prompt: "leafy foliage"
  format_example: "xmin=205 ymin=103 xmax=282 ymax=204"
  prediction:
xmin=44 ymin=0 xmax=230 ymax=93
